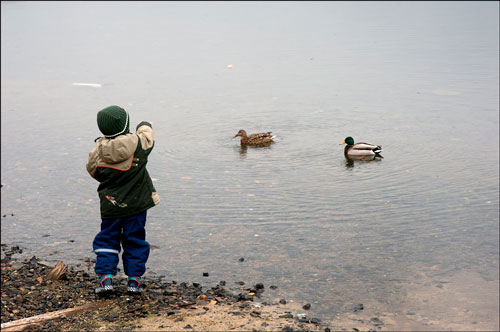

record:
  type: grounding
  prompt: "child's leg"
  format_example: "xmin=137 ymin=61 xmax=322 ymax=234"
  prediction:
xmin=93 ymin=218 xmax=123 ymax=275
xmin=121 ymin=211 xmax=150 ymax=277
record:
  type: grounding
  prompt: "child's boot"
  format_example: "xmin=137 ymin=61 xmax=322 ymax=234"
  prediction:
xmin=127 ymin=276 xmax=142 ymax=294
xmin=95 ymin=274 xmax=114 ymax=295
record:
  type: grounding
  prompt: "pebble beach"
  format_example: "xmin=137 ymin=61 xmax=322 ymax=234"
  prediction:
xmin=2 ymin=244 xmax=367 ymax=332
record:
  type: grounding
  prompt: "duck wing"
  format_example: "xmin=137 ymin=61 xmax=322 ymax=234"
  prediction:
xmin=352 ymin=142 xmax=382 ymax=151
xmin=248 ymin=132 xmax=273 ymax=139
xmin=347 ymin=142 xmax=383 ymax=156
xmin=246 ymin=132 xmax=275 ymax=145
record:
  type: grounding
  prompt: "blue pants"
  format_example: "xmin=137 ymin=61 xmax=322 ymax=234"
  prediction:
xmin=93 ymin=211 xmax=150 ymax=277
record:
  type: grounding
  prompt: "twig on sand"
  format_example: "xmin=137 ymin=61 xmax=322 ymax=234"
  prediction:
xmin=1 ymin=301 xmax=110 ymax=331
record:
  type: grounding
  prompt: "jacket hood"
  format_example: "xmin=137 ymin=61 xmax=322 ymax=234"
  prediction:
xmin=96 ymin=134 xmax=138 ymax=164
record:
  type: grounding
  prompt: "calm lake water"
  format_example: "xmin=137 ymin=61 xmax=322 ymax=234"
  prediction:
xmin=2 ymin=2 xmax=499 ymax=330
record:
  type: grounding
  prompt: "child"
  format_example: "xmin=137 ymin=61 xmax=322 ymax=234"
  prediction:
xmin=86 ymin=105 xmax=160 ymax=295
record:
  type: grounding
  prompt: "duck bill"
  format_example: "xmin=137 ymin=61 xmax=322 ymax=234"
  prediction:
xmin=339 ymin=141 xmax=346 ymax=145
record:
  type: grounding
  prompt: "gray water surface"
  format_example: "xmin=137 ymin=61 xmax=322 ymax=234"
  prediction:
xmin=1 ymin=2 xmax=499 ymax=329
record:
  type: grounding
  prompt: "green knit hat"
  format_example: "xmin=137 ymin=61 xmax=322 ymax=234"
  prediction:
xmin=97 ymin=105 xmax=130 ymax=138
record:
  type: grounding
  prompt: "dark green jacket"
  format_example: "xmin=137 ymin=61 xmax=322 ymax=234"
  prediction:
xmin=86 ymin=122 xmax=160 ymax=219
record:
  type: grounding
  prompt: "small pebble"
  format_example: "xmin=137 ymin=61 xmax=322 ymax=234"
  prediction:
xmin=353 ymin=303 xmax=364 ymax=312
xmin=279 ymin=313 xmax=293 ymax=318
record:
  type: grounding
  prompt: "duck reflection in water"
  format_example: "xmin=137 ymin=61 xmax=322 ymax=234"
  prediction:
xmin=344 ymin=155 xmax=383 ymax=168
xmin=236 ymin=143 xmax=274 ymax=158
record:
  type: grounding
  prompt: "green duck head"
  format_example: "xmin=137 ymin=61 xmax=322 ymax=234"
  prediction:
xmin=339 ymin=136 xmax=354 ymax=145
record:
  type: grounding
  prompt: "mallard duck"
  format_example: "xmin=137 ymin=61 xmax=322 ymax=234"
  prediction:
xmin=339 ymin=136 xmax=383 ymax=158
xmin=234 ymin=129 xmax=275 ymax=146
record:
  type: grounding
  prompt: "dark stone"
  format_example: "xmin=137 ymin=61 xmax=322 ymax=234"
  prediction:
xmin=238 ymin=257 xmax=245 ymax=262
xmin=202 ymin=272 xmax=209 ymax=277
xmin=325 ymin=328 xmax=331 ymax=332
xmin=269 ymin=285 xmax=278 ymax=289
xmin=255 ymin=283 xmax=264 ymax=290
xmin=283 ymin=327 xmax=294 ymax=332
xmin=184 ymin=324 xmax=193 ymax=329
xmin=236 ymin=293 xmax=253 ymax=301
xmin=238 ymin=302 xmax=250 ymax=309
xmin=279 ymin=299 xmax=287 ymax=305
xmin=353 ymin=303 xmax=364 ymax=312
xmin=279 ymin=313 xmax=294 ymax=318
xmin=370 ymin=317 xmax=384 ymax=326
xmin=310 ymin=318 xmax=321 ymax=325
xmin=302 ymin=303 xmax=311 ymax=310
xmin=250 ymin=310 xmax=261 ymax=317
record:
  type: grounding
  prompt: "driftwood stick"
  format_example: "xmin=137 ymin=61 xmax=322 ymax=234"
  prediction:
xmin=47 ymin=261 xmax=67 ymax=280
xmin=1 ymin=301 xmax=110 ymax=331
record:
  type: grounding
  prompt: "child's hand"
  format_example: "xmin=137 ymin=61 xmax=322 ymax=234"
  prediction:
xmin=136 ymin=121 xmax=153 ymax=132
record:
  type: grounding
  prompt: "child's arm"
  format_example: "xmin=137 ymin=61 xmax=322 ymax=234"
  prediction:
xmin=86 ymin=148 xmax=98 ymax=179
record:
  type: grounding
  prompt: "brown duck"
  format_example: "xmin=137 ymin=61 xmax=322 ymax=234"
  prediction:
xmin=233 ymin=129 xmax=275 ymax=146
